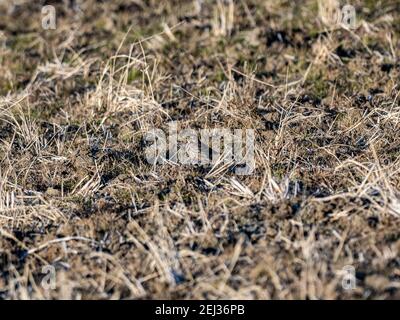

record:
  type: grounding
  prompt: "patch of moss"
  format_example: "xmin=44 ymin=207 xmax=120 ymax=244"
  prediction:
xmin=307 ymin=70 xmax=330 ymax=99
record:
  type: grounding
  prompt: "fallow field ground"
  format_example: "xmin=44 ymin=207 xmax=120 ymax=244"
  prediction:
xmin=0 ymin=0 xmax=399 ymax=299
